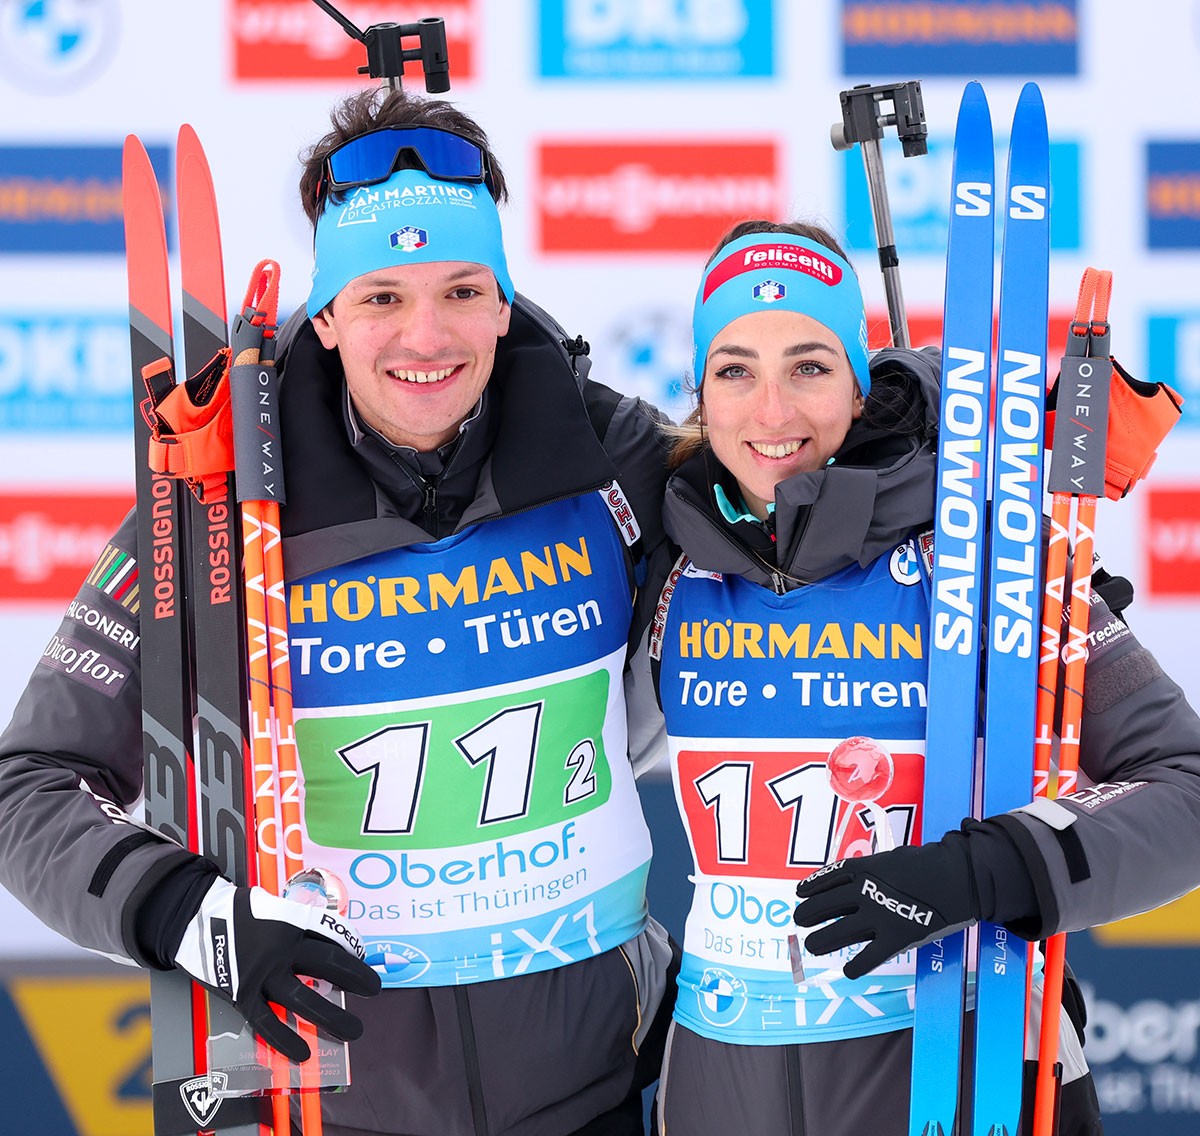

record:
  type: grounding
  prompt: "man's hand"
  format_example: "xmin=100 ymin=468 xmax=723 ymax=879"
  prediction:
xmin=793 ymin=836 xmax=981 ymax=980
xmin=174 ymin=877 xmax=382 ymax=1062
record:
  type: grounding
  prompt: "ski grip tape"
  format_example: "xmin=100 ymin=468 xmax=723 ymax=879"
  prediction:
xmin=1047 ymin=355 xmax=1112 ymax=497
xmin=230 ymin=361 xmax=286 ymax=505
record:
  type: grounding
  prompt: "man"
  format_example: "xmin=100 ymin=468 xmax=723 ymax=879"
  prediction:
xmin=0 ymin=87 xmax=676 ymax=1136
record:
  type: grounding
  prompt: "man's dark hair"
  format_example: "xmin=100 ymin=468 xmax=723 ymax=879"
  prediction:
xmin=299 ymin=87 xmax=509 ymax=230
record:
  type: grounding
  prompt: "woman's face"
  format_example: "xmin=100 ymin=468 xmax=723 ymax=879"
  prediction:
xmin=701 ymin=309 xmax=863 ymax=521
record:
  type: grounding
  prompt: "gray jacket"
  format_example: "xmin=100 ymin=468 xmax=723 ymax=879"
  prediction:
xmin=661 ymin=345 xmax=1200 ymax=940
xmin=0 ymin=299 xmax=677 ymax=1136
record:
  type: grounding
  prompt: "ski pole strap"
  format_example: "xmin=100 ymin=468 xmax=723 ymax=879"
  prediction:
xmin=1048 ymin=267 xmax=1184 ymax=500
xmin=230 ymin=260 xmax=287 ymax=506
xmin=143 ymin=347 xmax=236 ymax=500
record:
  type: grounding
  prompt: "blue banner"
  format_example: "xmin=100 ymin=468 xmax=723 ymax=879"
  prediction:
xmin=1147 ymin=142 xmax=1200 ymax=249
xmin=0 ymin=144 xmax=171 ymax=255
xmin=538 ymin=0 xmax=774 ymax=78
xmin=0 ymin=314 xmax=131 ymax=432
xmin=841 ymin=0 xmax=1078 ymax=75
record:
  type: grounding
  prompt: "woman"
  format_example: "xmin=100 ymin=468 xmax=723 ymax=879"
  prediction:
xmin=649 ymin=220 xmax=1200 ymax=1134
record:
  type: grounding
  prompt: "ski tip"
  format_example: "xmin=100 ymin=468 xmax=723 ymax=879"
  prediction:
xmin=1011 ymin=81 xmax=1049 ymax=150
xmin=954 ymin=81 xmax=994 ymax=143
xmin=960 ymin=79 xmax=989 ymax=109
xmin=1016 ymin=81 xmax=1045 ymax=110
xmin=178 ymin=123 xmax=201 ymax=152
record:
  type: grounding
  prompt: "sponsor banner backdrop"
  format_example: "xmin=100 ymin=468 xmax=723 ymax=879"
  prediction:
xmin=1147 ymin=314 xmax=1200 ymax=428
xmin=840 ymin=0 xmax=1079 ymax=76
xmin=535 ymin=140 xmax=783 ymax=252
xmin=0 ymin=492 xmax=133 ymax=603
xmin=1146 ymin=141 xmax=1200 ymax=249
xmin=538 ymin=0 xmax=775 ymax=78
xmin=230 ymin=0 xmax=478 ymax=82
xmin=1145 ymin=486 xmax=1200 ymax=598
xmin=0 ymin=144 xmax=172 ymax=255
xmin=843 ymin=135 xmax=1081 ymax=256
xmin=0 ymin=313 xmax=131 ymax=432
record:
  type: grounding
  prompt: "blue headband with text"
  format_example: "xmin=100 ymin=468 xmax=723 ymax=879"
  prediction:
xmin=308 ymin=167 xmax=513 ymax=318
xmin=692 ymin=233 xmax=870 ymax=394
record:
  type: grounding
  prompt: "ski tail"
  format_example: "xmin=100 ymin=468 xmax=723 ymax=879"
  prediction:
xmin=970 ymin=81 xmax=1050 ymax=1136
xmin=909 ymin=80 xmax=995 ymax=1136
xmin=176 ymin=127 xmax=286 ymax=1136
xmin=123 ymin=132 xmax=210 ymax=1129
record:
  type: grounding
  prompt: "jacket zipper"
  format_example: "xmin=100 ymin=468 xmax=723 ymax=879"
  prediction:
xmin=675 ymin=490 xmax=807 ymax=592
xmin=422 ymin=480 xmax=438 ymax=538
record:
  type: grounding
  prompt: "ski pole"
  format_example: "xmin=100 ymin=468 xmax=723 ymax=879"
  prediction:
xmin=1029 ymin=268 xmax=1113 ymax=1136
xmin=831 ymin=81 xmax=927 ymax=348
xmin=231 ymin=261 xmax=327 ymax=1136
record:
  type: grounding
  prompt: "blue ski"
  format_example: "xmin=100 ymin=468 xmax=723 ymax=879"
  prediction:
xmin=909 ymin=80 xmax=995 ymax=1136
xmin=971 ymin=82 xmax=1051 ymax=1136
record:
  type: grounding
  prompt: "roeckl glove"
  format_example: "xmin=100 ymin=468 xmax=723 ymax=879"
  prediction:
xmin=793 ymin=833 xmax=982 ymax=980
xmin=174 ymin=877 xmax=381 ymax=1062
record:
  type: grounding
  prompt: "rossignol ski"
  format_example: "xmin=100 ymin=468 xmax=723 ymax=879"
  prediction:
xmin=909 ymin=80 xmax=995 ymax=1136
xmin=970 ymin=82 xmax=1050 ymax=1136
xmin=123 ymin=133 xmax=268 ymax=1136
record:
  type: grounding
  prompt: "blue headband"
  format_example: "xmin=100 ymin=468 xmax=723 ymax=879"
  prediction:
xmin=307 ymin=168 xmax=513 ymax=318
xmin=692 ymin=233 xmax=870 ymax=394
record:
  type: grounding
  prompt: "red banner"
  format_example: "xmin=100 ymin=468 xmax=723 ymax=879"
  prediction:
xmin=230 ymin=0 xmax=477 ymax=82
xmin=866 ymin=308 xmax=1073 ymax=361
xmin=1146 ymin=486 xmax=1200 ymax=597
xmin=536 ymin=140 xmax=783 ymax=253
xmin=0 ymin=493 xmax=132 ymax=603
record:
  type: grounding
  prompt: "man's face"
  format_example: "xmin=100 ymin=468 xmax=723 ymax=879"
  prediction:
xmin=311 ymin=261 xmax=511 ymax=451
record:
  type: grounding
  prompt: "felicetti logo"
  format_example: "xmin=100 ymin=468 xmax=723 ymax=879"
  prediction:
xmin=1146 ymin=487 xmax=1200 ymax=598
xmin=1146 ymin=142 xmax=1200 ymax=249
xmin=230 ymin=0 xmax=477 ymax=81
xmin=841 ymin=0 xmax=1078 ymax=75
xmin=0 ymin=493 xmax=133 ymax=602
xmin=0 ymin=144 xmax=171 ymax=255
xmin=536 ymin=141 xmax=782 ymax=252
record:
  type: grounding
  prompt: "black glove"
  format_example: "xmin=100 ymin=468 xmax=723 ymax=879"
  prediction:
xmin=793 ymin=833 xmax=981 ymax=980
xmin=173 ymin=877 xmax=382 ymax=1062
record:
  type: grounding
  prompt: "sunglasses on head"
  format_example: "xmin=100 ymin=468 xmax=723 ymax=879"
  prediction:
xmin=319 ymin=125 xmax=495 ymax=204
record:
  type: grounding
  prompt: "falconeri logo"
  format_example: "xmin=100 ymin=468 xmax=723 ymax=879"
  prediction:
xmin=390 ymin=225 xmax=429 ymax=252
xmin=180 ymin=1072 xmax=228 ymax=1127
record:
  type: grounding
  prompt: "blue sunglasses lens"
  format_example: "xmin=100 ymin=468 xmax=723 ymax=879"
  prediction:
xmin=327 ymin=127 xmax=485 ymax=187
